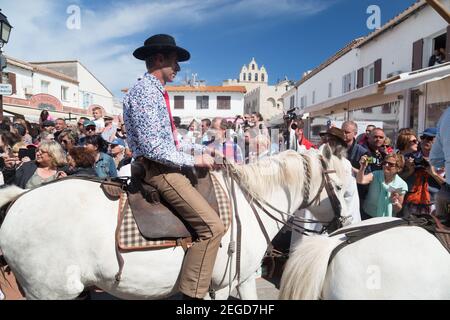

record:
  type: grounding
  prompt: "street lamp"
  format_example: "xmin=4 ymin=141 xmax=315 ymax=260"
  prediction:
xmin=0 ymin=9 xmax=13 ymax=123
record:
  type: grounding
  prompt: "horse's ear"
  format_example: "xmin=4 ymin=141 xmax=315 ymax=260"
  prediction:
xmin=321 ymin=143 xmax=332 ymax=162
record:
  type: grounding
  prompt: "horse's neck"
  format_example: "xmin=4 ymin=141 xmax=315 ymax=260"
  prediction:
xmin=214 ymin=171 xmax=288 ymax=240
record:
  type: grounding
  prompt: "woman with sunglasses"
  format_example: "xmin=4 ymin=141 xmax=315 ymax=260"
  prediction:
xmin=396 ymin=132 xmax=420 ymax=179
xmin=400 ymin=128 xmax=445 ymax=217
xmin=357 ymin=153 xmax=408 ymax=219
xmin=2 ymin=140 xmax=67 ymax=189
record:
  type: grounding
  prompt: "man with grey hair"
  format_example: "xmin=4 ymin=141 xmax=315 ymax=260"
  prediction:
xmin=342 ymin=120 xmax=369 ymax=173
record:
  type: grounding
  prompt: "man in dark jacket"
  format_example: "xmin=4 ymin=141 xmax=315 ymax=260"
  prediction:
xmin=342 ymin=121 xmax=369 ymax=173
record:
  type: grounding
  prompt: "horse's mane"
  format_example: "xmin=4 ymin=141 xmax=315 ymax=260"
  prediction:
xmin=229 ymin=150 xmax=311 ymax=201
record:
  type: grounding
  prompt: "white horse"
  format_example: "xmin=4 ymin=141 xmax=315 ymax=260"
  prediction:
xmin=279 ymin=216 xmax=450 ymax=299
xmin=0 ymin=147 xmax=349 ymax=300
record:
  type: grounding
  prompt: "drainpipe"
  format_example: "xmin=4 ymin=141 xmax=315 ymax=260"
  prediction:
xmin=425 ymin=0 xmax=450 ymax=24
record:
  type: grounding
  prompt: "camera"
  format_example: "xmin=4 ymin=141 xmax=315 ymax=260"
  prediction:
xmin=283 ymin=107 xmax=298 ymax=121
xmin=366 ymin=156 xmax=377 ymax=164
xmin=414 ymin=156 xmax=430 ymax=168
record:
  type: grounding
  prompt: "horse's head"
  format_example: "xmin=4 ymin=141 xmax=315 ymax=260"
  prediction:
xmin=306 ymin=144 xmax=350 ymax=231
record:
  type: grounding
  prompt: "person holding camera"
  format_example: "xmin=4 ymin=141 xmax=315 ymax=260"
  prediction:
xmin=2 ymin=140 xmax=67 ymax=189
xmin=357 ymin=153 xmax=408 ymax=219
xmin=398 ymin=129 xmax=445 ymax=217
xmin=289 ymin=118 xmax=316 ymax=153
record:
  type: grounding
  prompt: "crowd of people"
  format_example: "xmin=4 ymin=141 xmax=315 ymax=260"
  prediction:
xmin=0 ymin=107 xmax=447 ymax=226
xmin=0 ymin=108 xmax=132 ymax=188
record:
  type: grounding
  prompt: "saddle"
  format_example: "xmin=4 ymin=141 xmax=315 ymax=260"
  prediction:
xmin=102 ymin=162 xmax=220 ymax=240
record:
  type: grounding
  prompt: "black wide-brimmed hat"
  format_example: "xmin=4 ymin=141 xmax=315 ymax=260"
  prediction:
xmin=133 ymin=34 xmax=190 ymax=62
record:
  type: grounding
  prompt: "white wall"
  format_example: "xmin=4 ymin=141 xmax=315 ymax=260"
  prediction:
xmin=31 ymin=72 xmax=79 ymax=108
xmin=298 ymin=1 xmax=450 ymax=112
xmin=169 ymin=91 xmax=244 ymax=123
xmin=359 ymin=1 xmax=449 ymax=79
xmin=5 ymin=64 xmax=33 ymax=99
xmin=77 ymin=63 xmax=114 ymax=113
xmin=297 ymin=49 xmax=359 ymax=108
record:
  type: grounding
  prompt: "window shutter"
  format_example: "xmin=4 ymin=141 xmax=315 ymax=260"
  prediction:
xmin=412 ymin=39 xmax=423 ymax=71
xmin=446 ymin=26 xmax=450 ymax=62
xmin=8 ymin=72 xmax=16 ymax=94
xmin=357 ymin=68 xmax=364 ymax=89
xmin=374 ymin=59 xmax=382 ymax=82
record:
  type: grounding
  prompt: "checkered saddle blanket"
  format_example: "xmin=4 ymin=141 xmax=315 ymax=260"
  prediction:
xmin=116 ymin=172 xmax=232 ymax=251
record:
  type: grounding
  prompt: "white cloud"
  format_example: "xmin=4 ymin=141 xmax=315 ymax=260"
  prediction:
xmin=2 ymin=0 xmax=336 ymax=98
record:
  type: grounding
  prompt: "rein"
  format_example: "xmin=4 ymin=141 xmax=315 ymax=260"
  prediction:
xmin=223 ymin=154 xmax=344 ymax=236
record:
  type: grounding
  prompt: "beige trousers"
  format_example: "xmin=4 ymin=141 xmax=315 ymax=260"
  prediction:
xmin=139 ymin=158 xmax=224 ymax=298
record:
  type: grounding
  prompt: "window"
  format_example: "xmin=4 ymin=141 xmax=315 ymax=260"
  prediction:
xmin=289 ymin=95 xmax=295 ymax=108
xmin=300 ymin=95 xmax=307 ymax=109
xmin=255 ymin=73 xmax=258 ymax=82
xmin=363 ymin=107 xmax=373 ymax=113
xmin=261 ymin=73 xmax=265 ymax=82
xmin=41 ymin=80 xmax=50 ymax=94
xmin=196 ymin=96 xmax=209 ymax=109
xmin=312 ymin=91 xmax=316 ymax=105
xmin=364 ymin=64 xmax=375 ymax=86
xmin=381 ymin=103 xmax=391 ymax=114
xmin=61 ymin=86 xmax=69 ymax=101
xmin=252 ymin=64 xmax=255 ymax=70
xmin=243 ymin=73 xmax=246 ymax=81
xmin=217 ymin=96 xmax=231 ymax=110
xmin=82 ymin=92 xmax=93 ymax=109
xmin=248 ymin=73 xmax=251 ymax=81
xmin=342 ymin=71 xmax=356 ymax=93
xmin=174 ymin=96 xmax=184 ymax=109
xmin=328 ymin=82 xmax=332 ymax=98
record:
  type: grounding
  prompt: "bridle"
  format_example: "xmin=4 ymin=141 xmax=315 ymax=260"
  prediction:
xmin=224 ymin=153 xmax=345 ymax=236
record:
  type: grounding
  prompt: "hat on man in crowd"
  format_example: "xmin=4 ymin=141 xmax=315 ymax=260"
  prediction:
xmin=326 ymin=127 xmax=346 ymax=144
xmin=110 ymin=138 xmax=126 ymax=148
xmin=83 ymin=120 xmax=96 ymax=128
xmin=133 ymin=34 xmax=190 ymax=62
xmin=420 ymin=127 xmax=437 ymax=138
xmin=42 ymin=120 xmax=55 ymax=127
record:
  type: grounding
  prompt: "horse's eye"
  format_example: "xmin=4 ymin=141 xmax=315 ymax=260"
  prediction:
xmin=336 ymin=185 xmax=342 ymax=191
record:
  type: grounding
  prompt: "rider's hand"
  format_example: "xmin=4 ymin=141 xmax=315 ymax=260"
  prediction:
xmin=194 ymin=154 xmax=215 ymax=169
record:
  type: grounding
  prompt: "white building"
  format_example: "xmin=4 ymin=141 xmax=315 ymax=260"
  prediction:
xmin=283 ymin=0 xmax=450 ymax=144
xmin=31 ymin=60 xmax=117 ymax=115
xmin=2 ymin=56 xmax=116 ymax=123
xmin=223 ymin=58 xmax=293 ymax=122
xmin=166 ymin=85 xmax=246 ymax=124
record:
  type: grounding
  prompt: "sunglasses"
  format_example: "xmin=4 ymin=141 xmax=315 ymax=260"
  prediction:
xmin=409 ymin=139 xmax=418 ymax=144
xmin=421 ymin=136 xmax=434 ymax=141
xmin=85 ymin=127 xmax=96 ymax=132
xmin=383 ymin=161 xmax=397 ymax=168
xmin=291 ymin=124 xmax=298 ymax=130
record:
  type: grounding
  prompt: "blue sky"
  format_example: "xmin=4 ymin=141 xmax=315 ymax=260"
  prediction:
xmin=1 ymin=0 xmax=417 ymax=98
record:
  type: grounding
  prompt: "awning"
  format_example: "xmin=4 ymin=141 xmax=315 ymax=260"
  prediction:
xmin=304 ymin=82 xmax=380 ymax=114
xmin=384 ymin=63 xmax=450 ymax=94
xmin=3 ymin=105 xmax=84 ymax=123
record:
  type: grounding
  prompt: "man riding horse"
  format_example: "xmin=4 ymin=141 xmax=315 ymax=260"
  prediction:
xmin=123 ymin=34 xmax=224 ymax=300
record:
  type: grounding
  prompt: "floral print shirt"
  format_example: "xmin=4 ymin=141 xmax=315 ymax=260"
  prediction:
xmin=123 ymin=73 xmax=204 ymax=168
